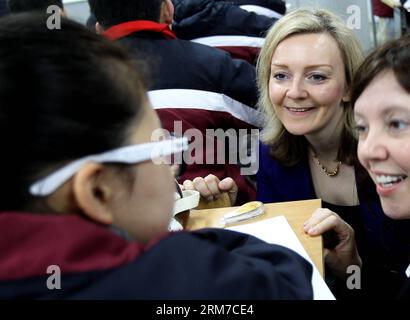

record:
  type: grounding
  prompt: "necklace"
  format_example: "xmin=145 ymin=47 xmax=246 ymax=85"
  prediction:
xmin=312 ymin=152 xmax=342 ymax=177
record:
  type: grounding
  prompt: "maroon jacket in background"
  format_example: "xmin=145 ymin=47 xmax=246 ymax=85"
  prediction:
xmin=157 ymin=108 xmax=258 ymax=204
xmin=373 ymin=0 xmax=394 ymax=17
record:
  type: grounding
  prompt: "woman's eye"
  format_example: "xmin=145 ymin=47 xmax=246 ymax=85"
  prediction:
xmin=308 ymin=74 xmax=327 ymax=82
xmin=272 ymin=73 xmax=289 ymax=81
xmin=389 ymin=120 xmax=408 ymax=131
xmin=354 ymin=124 xmax=367 ymax=136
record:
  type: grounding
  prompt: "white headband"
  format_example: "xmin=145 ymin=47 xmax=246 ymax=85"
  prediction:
xmin=30 ymin=137 xmax=188 ymax=196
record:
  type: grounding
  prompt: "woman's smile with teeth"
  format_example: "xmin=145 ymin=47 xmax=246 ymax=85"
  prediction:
xmin=286 ymin=107 xmax=314 ymax=112
xmin=375 ymin=174 xmax=407 ymax=187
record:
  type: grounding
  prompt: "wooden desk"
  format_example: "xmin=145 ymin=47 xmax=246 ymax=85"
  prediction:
xmin=184 ymin=199 xmax=324 ymax=277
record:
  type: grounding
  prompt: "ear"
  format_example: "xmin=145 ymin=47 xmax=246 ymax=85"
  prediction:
xmin=59 ymin=9 xmax=66 ymax=17
xmin=161 ymin=0 xmax=174 ymax=25
xmin=71 ymin=163 xmax=115 ymax=226
xmin=342 ymin=86 xmax=351 ymax=103
xmin=95 ymin=22 xmax=104 ymax=35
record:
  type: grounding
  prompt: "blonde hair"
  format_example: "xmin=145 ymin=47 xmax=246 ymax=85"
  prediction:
xmin=256 ymin=8 xmax=364 ymax=165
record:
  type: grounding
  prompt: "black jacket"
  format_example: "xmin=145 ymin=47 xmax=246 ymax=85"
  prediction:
xmin=398 ymin=278 xmax=410 ymax=299
xmin=173 ymin=0 xmax=277 ymax=40
xmin=172 ymin=0 xmax=281 ymax=64
xmin=0 ymin=0 xmax=9 ymax=17
xmin=229 ymin=0 xmax=286 ymax=14
xmin=0 ymin=212 xmax=313 ymax=299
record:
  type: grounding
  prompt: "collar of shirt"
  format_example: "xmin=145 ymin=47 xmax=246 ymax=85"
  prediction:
xmin=103 ymin=20 xmax=176 ymax=41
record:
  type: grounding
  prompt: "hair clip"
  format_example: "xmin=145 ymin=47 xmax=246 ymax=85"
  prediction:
xmin=220 ymin=201 xmax=264 ymax=227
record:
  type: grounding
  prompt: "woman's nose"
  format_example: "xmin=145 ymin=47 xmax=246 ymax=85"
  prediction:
xmin=286 ymin=78 xmax=308 ymax=99
xmin=358 ymin=129 xmax=388 ymax=162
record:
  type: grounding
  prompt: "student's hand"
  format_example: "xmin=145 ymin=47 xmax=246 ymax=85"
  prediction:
xmin=303 ymin=208 xmax=362 ymax=279
xmin=182 ymin=174 xmax=238 ymax=206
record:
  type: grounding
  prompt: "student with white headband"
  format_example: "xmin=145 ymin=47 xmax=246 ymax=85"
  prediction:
xmin=0 ymin=13 xmax=313 ymax=299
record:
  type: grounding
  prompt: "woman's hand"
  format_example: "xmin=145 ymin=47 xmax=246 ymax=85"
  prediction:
xmin=182 ymin=174 xmax=238 ymax=206
xmin=304 ymin=208 xmax=362 ymax=279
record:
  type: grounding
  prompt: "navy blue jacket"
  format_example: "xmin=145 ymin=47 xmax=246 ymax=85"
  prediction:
xmin=229 ymin=0 xmax=286 ymax=14
xmin=399 ymin=278 xmax=410 ymax=299
xmin=173 ymin=0 xmax=277 ymax=39
xmin=0 ymin=0 xmax=9 ymax=17
xmin=172 ymin=0 xmax=279 ymax=64
xmin=0 ymin=212 xmax=313 ymax=299
xmin=229 ymin=0 xmax=286 ymax=15
xmin=257 ymin=143 xmax=410 ymax=298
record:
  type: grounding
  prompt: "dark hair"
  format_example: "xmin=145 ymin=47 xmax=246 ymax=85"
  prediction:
xmin=351 ymin=34 xmax=410 ymax=107
xmin=88 ymin=0 xmax=164 ymax=28
xmin=8 ymin=0 xmax=64 ymax=12
xmin=0 ymin=13 xmax=147 ymax=211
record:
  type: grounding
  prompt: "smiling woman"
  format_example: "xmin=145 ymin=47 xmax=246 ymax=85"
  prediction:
xmin=355 ymin=71 xmax=410 ymax=217
xmin=255 ymin=10 xmax=371 ymax=298
xmin=353 ymin=35 xmax=410 ymax=221
xmin=305 ymin=34 xmax=410 ymax=298
xmin=268 ymin=32 xmax=349 ymax=140
xmin=256 ymin=9 xmax=363 ymax=169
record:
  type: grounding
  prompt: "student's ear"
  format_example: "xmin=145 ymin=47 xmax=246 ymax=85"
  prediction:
xmin=95 ymin=22 xmax=104 ymax=35
xmin=161 ymin=0 xmax=174 ymax=25
xmin=59 ymin=9 xmax=66 ymax=17
xmin=72 ymin=163 xmax=115 ymax=226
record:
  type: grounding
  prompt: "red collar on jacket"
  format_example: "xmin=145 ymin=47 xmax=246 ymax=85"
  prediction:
xmin=103 ymin=20 xmax=176 ymax=41
xmin=0 ymin=212 xmax=170 ymax=281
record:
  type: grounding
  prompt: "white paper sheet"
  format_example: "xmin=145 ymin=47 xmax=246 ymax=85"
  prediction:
xmin=227 ymin=215 xmax=335 ymax=300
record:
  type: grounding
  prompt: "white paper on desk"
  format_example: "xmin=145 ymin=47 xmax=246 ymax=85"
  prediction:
xmin=227 ymin=215 xmax=335 ymax=300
